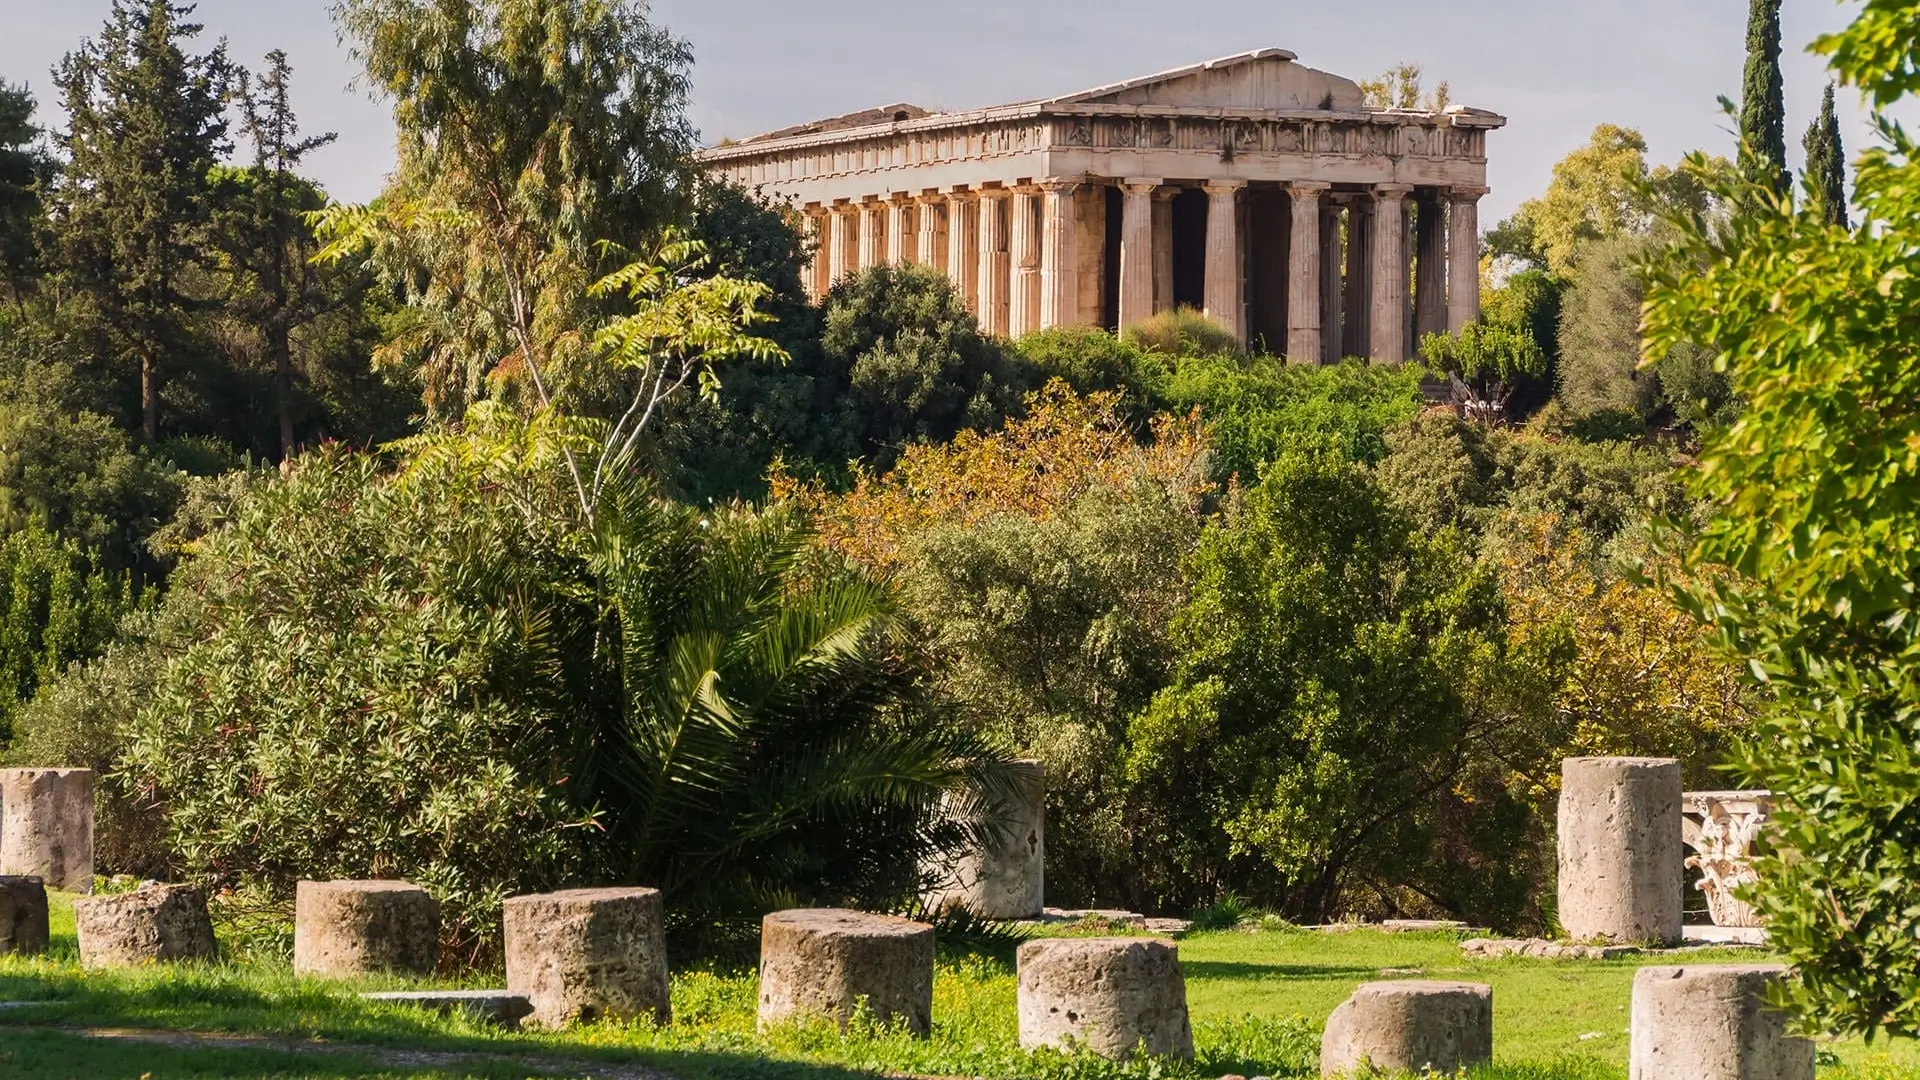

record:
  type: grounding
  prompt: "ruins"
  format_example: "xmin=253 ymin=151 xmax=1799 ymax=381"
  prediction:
xmin=698 ymin=49 xmax=1504 ymax=359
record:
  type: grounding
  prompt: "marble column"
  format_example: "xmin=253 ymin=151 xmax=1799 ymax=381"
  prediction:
xmin=1010 ymin=187 xmax=1042 ymax=338
xmin=1369 ymin=184 xmax=1412 ymax=364
xmin=978 ymin=190 xmax=1010 ymax=336
xmin=1320 ymin=199 xmax=1345 ymax=363
xmin=858 ymin=200 xmax=885 ymax=271
xmin=1343 ymin=197 xmax=1373 ymax=360
xmin=888 ymin=196 xmax=912 ymax=266
xmin=1287 ymin=182 xmax=1329 ymax=364
xmin=1202 ymin=181 xmax=1245 ymax=339
xmin=1039 ymin=180 xmax=1078 ymax=330
xmin=918 ymin=195 xmax=944 ymax=268
xmin=1414 ymin=190 xmax=1449 ymax=348
xmin=1153 ymin=190 xmax=1176 ymax=314
xmin=947 ymin=190 xmax=979 ymax=308
xmin=1448 ymin=187 xmax=1486 ymax=332
xmin=827 ymin=204 xmax=853 ymax=286
xmin=805 ymin=210 xmax=831 ymax=302
xmin=1119 ymin=179 xmax=1158 ymax=330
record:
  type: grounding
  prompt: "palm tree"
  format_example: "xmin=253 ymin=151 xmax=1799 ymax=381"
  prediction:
xmin=578 ymin=483 xmax=1018 ymax=920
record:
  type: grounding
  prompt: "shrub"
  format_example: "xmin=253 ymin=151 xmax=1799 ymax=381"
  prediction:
xmin=1159 ymin=356 xmax=1424 ymax=478
xmin=1013 ymin=327 xmax=1170 ymax=420
xmin=0 ymin=522 xmax=141 ymax=746
xmin=1123 ymin=307 xmax=1242 ymax=358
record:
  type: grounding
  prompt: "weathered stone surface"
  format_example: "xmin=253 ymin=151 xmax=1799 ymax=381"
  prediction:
xmin=0 ymin=768 xmax=95 ymax=893
xmin=294 ymin=880 xmax=439 ymax=978
xmin=1017 ymin=937 xmax=1193 ymax=1061
xmin=73 ymin=883 xmax=216 ymax=968
xmin=0 ymin=876 xmax=49 ymax=955
xmin=926 ymin=760 xmax=1045 ymax=920
xmin=1461 ymin=938 xmax=1641 ymax=961
xmin=1630 ymin=965 xmax=1814 ymax=1080
xmin=1319 ymin=980 xmax=1493 ymax=1076
xmin=503 ymin=887 xmax=669 ymax=1029
xmin=1558 ymin=757 xmax=1684 ymax=945
xmin=758 ymin=908 xmax=935 ymax=1036
xmin=360 ymin=990 xmax=533 ymax=1029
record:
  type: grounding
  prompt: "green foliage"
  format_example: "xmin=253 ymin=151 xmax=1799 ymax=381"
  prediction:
xmin=119 ymin=448 xmax=597 ymax=950
xmin=50 ymin=0 xmax=236 ymax=441
xmin=0 ymin=523 xmax=139 ymax=746
xmin=1123 ymin=307 xmax=1243 ymax=359
xmin=581 ymin=489 xmax=1015 ymax=920
xmin=895 ymin=481 xmax=1204 ymax=910
xmin=0 ymin=80 xmax=48 ymax=307
xmin=1159 ymin=356 xmax=1424 ymax=477
xmin=1641 ymin=1 xmax=1920 ymax=1037
xmin=1803 ymin=83 xmax=1850 ymax=229
xmin=1740 ymin=0 xmax=1789 ymax=195
xmin=819 ymin=264 xmax=1034 ymax=472
xmin=1015 ymin=326 xmax=1171 ymax=418
xmin=1126 ymin=452 xmax=1548 ymax=923
xmin=1420 ymin=322 xmax=1546 ymax=424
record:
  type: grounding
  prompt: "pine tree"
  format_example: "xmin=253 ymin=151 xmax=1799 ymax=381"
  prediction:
xmin=1803 ymin=83 xmax=1849 ymax=228
xmin=220 ymin=51 xmax=338 ymax=460
xmin=50 ymin=0 xmax=233 ymax=441
xmin=0 ymin=82 xmax=49 ymax=310
xmin=1740 ymin=0 xmax=1788 ymax=196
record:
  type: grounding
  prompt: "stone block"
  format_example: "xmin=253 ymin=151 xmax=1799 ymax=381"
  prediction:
xmin=360 ymin=990 xmax=533 ymax=1029
xmin=0 ymin=768 xmax=95 ymax=893
xmin=1319 ymin=980 xmax=1493 ymax=1076
xmin=926 ymin=760 xmax=1045 ymax=919
xmin=1630 ymin=965 xmax=1814 ymax=1080
xmin=0 ymin=875 xmax=49 ymax=955
xmin=1016 ymin=937 xmax=1193 ymax=1061
xmin=503 ymin=887 xmax=669 ymax=1029
xmin=73 ymin=883 xmax=216 ymax=968
xmin=758 ymin=908 xmax=935 ymax=1036
xmin=294 ymin=880 xmax=440 ymax=978
xmin=1558 ymin=757 xmax=1684 ymax=945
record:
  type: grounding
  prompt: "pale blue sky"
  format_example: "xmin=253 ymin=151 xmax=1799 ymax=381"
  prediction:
xmin=0 ymin=0 xmax=1893 ymax=225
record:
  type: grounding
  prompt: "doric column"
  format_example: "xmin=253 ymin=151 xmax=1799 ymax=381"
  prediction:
xmin=888 ymin=196 xmax=912 ymax=266
xmin=1369 ymin=184 xmax=1412 ymax=364
xmin=1039 ymin=179 xmax=1079 ymax=330
xmin=805 ymin=210 xmax=831 ymax=302
xmin=1414 ymin=190 xmax=1449 ymax=348
xmin=858 ymin=199 xmax=885 ymax=271
xmin=1320 ymin=199 xmax=1345 ymax=363
xmin=1448 ymin=187 xmax=1487 ymax=332
xmin=1343 ymin=197 xmax=1374 ymax=360
xmin=917 ymin=194 xmax=943 ymax=268
xmin=1009 ymin=187 xmax=1042 ymax=339
xmin=1203 ymin=180 xmax=1246 ymax=340
xmin=827 ymin=203 xmax=853 ymax=286
xmin=1119 ymin=179 xmax=1159 ymax=330
xmin=1286 ymin=182 xmax=1330 ymax=364
xmin=1153 ymin=189 xmax=1176 ymax=314
xmin=977 ymin=189 xmax=1010 ymax=336
xmin=946 ymin=190 xmax=979 ymax=308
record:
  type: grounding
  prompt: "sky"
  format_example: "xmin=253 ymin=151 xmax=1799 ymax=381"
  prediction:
xmin=0 ymin=0 xmax=1896 ymax=226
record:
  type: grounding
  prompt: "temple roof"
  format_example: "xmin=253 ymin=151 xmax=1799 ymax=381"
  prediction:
xmin=733 ymin=104 xmax=934 ymax=146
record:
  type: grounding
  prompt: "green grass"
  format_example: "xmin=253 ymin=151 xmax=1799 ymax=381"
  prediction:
xmin=3 ymin=895 xmax=1917 ymax=1080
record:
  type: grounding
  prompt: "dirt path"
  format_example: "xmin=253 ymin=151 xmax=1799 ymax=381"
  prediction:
xmin=5 ymin=1021 xmax=677 ymax=1080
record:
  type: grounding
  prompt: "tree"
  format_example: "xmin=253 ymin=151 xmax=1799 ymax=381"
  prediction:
xmin=1740 ymin=0 xmax=1789 ymax=196
xmin=1358 ymin=63 xmax=1451 ymax=112
xmin=324 ymin=0 xmax=698 ymax=418
xmin=1419 ymin=322 xmax=1545 ymax=425
xmin=1803 ymin=83 xmax=1848 ymax=228
xmin=0 ymin=81 xmax=48 ymax=310
xmin=50 ymin=0 xmax=234 ymax=441
xmin=1642 ymin=0 xmax=1920 ymax=1037
xmin=218 ymin=51 xmax=338 ymax=461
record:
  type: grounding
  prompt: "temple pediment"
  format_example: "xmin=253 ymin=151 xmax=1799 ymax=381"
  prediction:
xmin=1045 ymin=48 xmax=1368 ymax=114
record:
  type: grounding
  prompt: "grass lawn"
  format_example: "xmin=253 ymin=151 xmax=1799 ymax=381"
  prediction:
xmin=2 ymin=894 xmax=1916 ymax=1080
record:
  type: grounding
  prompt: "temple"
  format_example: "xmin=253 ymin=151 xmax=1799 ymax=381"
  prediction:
xmin=697 ymin=49 xmax=1505 ymax=361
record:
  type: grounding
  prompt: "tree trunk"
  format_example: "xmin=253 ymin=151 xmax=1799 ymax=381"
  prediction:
xmin=141 ymin=352 xmax=158 ymax=441
xmin=272 ymin=322 xmax=295 ymax=461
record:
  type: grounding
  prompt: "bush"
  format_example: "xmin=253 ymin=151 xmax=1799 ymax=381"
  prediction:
xmin=1013 ymin=327 xmax=1170 ymax=420
xmin=1123 ymin=307 xmax=1242 ymax=358
xmin=1159 ymin=357 xmax=1425 ymax=479
xmin=0 ymin=522 xmax=141 ymax=746
xmin=1124 ymin=452 xmax=1554 ymax=924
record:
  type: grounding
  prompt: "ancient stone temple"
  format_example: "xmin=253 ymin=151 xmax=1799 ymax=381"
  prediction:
xmin=697 ymin=48 xmax=1504 ymax=361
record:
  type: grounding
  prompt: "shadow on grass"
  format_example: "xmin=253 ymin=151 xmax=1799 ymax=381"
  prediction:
xmin=1180 ymin=960 xmax=1382 ymax=982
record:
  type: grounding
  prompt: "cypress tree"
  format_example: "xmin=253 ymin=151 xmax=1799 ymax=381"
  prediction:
xmin=50 ymin=0 xmax=233 ymax=441
xmin=1741 ymin=0 xmax=1788 ymax=196
xmin=1803 ymin=83 xmax=1849 ymax=228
